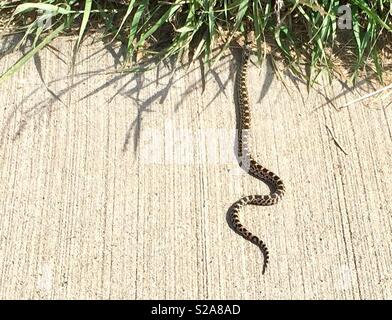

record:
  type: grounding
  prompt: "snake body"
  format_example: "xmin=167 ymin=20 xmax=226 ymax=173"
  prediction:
xmin=230 ymin=47 xmax=286 ymax=274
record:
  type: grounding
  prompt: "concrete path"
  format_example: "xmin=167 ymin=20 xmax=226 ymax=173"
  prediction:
xmin=0 ymin=38 xmax=391 ymax=299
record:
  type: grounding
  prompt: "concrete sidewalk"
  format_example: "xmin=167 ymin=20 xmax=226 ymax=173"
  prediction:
xmin=0 ymin=38 xmax=391 ymax=299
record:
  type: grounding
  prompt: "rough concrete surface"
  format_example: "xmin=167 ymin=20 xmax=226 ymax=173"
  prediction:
xmin=0 ymin=38 xmax=391 ymax=299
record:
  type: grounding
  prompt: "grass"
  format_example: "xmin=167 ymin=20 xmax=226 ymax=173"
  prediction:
xmin=0 ymin=0 xmax=391 ymax=85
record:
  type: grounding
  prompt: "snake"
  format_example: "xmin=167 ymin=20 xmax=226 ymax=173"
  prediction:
xmin=230 ymin=46 xmax=286 ymax=274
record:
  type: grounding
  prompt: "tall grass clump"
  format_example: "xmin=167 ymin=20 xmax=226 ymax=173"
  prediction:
xmin=0 ymin=0 xmax=391 ymax=84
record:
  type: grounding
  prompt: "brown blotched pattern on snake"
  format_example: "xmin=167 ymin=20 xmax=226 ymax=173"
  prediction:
xmin=230 ymin=47 xmax=286 ymax=274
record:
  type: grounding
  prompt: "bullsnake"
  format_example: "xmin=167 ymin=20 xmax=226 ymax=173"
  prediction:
xmin=230 ymin=46 xmax=286 ymax=274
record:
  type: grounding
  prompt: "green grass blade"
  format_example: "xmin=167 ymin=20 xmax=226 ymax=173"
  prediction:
xmin=213 ymin=0 xmax=249 ymax=65
xmin=112 ymin=0 xmax=136 ymax=41
xmin=136 ymin=1 xmax=182 ymax=48
xmin=127 ymin=0 xmax=148 ymax=58
xmin=0 ymin=22 xmax=66 ymax=84
xmin=13 ymin=3 xmax=72 ymax=15
xmin=76 ymin=0 xmax=93 ymax=48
